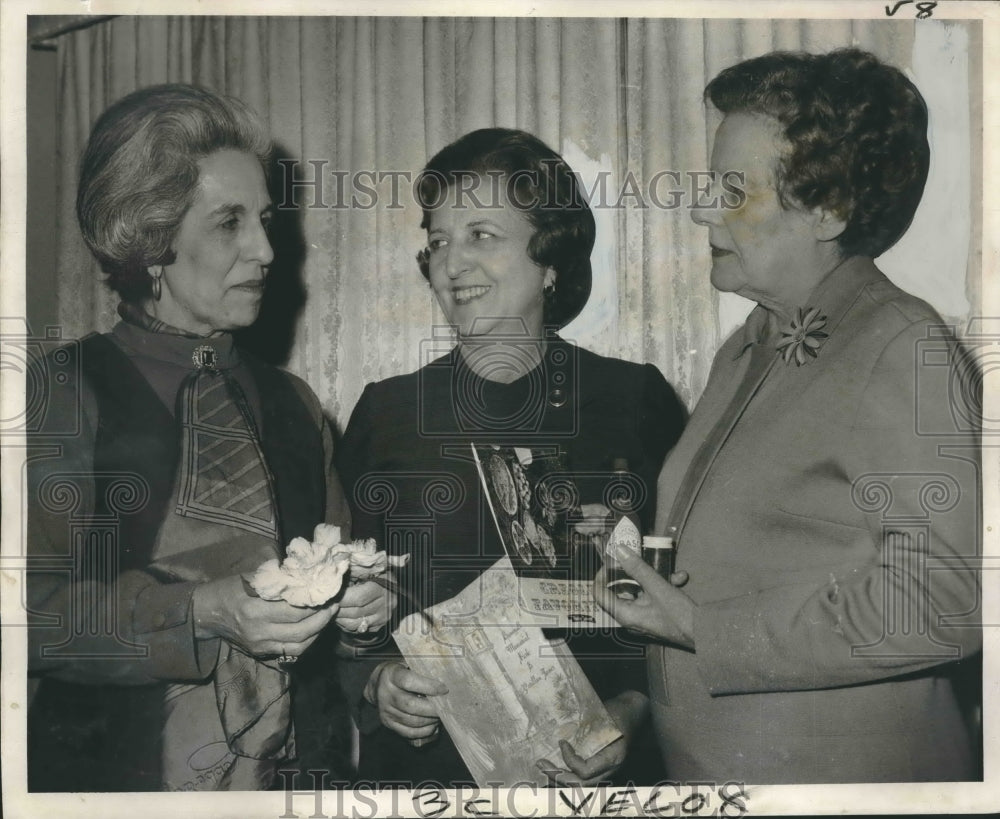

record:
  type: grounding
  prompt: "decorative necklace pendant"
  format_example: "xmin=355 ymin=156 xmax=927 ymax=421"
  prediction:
xmin=776 ymin=307 xmax=829 ymax=366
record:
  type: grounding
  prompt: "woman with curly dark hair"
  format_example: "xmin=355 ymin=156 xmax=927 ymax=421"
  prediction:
xmin=596 ymin=49 xmax=981 ymax=783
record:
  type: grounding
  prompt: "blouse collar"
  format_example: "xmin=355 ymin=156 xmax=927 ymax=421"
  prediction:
xmin=113 ymin=301 xmax=241 ymax=370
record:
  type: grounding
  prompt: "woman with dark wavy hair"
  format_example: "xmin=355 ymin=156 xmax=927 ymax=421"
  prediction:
xmin=596 ymin=49 xmax=981 ymax=783
xmin=27 ymin=84 xmax=392 ymax=791
xmin=337 ymin=127 xmax=686 ymax=786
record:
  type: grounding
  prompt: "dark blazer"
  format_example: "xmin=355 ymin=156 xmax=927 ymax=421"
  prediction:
xmin=337 ymin=337 xmax=687 ymax=785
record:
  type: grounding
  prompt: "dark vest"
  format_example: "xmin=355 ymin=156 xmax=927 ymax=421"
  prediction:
xmin=28 ymin=334 xmax=326 ymax=792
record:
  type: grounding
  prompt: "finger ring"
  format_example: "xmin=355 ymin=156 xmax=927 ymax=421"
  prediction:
xmin=278 ymin=649 xmax=297 ymax=665
xmin=357 ymin=616 xmax=370 ymax=634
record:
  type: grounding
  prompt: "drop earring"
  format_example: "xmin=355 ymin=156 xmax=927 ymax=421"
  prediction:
xmin=149 ymin=268 xmax=163 ymax=301
xmin=543 ymin=270 xmax=556 ymax=297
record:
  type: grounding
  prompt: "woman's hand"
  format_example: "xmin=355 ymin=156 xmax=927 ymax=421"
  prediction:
xmin=594 ymin=543 xmax=696 ymax=648
xmin=192 ymin=574 xmax=339 ymax=659
xmin=366 ymin=661 xmax=448 ymax=741
xmin=536 ymin=691 xmax=647 ymax=786
xmin=335 ymin=579 xmax=396 ymax=635
xmin=537 ymin=737 xmax=626 ymax=786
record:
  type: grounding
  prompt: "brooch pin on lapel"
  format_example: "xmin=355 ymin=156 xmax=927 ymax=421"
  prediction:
xmin=776 ymin=307 xmax=828 ymax=366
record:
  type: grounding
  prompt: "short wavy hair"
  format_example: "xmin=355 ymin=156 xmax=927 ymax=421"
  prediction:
xmin=705 ymin=48 xmax=929 ymax=258
xmin=77 ymin=84 xmax=272 ymax=302
xmin=415 ymin=128 xmax=595 ymax=329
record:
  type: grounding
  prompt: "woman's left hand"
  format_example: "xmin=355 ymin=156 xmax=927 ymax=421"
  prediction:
xmin=335 ymin=579 xmax=396 ymax=634
xmin=593 ymin=543 xmax=696 ymax=648
xmin=535 ymin=691 xmax=646 ymax=786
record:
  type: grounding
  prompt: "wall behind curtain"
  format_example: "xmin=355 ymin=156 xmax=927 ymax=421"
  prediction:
xmin=47 ymin=16 xmax=972 ymax=428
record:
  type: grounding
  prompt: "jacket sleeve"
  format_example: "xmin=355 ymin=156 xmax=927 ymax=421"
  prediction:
xmin=336 ymin=384 xmax=382 ymax=541
xmin=634 ymin=363 xmax=687 ymax=530
xmin=285 ymin=371 xmax=353 ymax=536
xmin=573 ymin=362 xmax=688 ymax=702
xmin=334 ymin=383 xmax=404 ymax=733
xmin=637 ymin=363 xmax=688 ymax=457
xmin=692 ymin=321 xmax=981 ymax=695
xmin=26 ymin=371 xmax=216 ymax=686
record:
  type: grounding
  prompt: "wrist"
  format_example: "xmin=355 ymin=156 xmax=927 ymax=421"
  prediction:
xmin=363 ymin=660 xmax=404 ymax=707
xmin=339 ymin=624 xmax=386 ymax=648
xmin=605 ymin=690 xmax=648 ymax=738
xmin=191 ymin=583 xmax=218 ymax=641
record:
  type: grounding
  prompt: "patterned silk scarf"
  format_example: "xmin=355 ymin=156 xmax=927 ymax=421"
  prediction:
xmin=118 ymin=305 xmax=295 ymax=790
xmin=175 ymin=345 xmax=278 ymax=539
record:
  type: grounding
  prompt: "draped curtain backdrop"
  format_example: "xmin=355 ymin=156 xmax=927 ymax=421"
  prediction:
xmin=49 ymin=16 xmax=974 ymax=426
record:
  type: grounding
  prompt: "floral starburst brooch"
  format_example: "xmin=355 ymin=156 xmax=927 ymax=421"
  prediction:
xmin=776 ymin=307 xmax=829 ymax=366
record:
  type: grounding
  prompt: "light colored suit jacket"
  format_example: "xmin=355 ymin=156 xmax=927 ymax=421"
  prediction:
xmin=650 ymin=257 xmax=981 ymax=783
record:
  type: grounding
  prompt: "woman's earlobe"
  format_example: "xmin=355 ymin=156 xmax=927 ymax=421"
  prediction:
xmin=813 ymin=208 xmax=847 ymax=242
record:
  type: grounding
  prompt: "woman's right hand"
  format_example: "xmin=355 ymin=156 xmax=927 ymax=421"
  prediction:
xmin=192 ymin=574 xmax=339 ymax=659
xmin=366 ymin=661 xmax=448 ymax=741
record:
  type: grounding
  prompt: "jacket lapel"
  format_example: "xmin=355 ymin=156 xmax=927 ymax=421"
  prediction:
xmin=662 ymin=257 xmax=886 ymax=543
xmin=664 ymin=333 xmax=779 ymax=540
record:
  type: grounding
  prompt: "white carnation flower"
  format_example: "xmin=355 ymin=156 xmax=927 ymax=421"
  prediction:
xmin=313 ymin=523 xmax=342 ymax=550
xmin=249 ymin=528 xmax=410 ymax=606
xmin=250 ymin=558 xmax=288 ymax=601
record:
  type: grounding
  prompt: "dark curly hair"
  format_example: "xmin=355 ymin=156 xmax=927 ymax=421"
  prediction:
xmin=77 ymin=84 xmax=272 ymax=303
xmin=414 ymin=128 xmax=595 ymax=329
xmin=705 ymin=48 xmax=929 ymax=258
